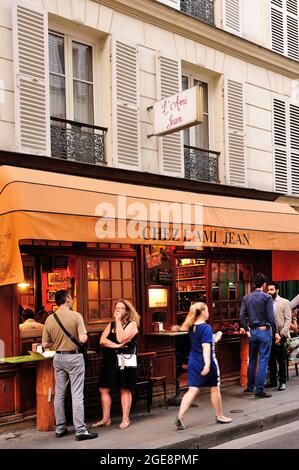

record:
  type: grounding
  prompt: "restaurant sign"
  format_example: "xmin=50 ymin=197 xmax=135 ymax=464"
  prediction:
xmin=152 ymin=86 xmax=203 ymax=137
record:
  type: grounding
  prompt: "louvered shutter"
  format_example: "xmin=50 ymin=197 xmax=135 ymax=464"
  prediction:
xmin=157 ymin=56 xmax=183 ymax=177
xmin=12 ymin=0 xmax=50 ymax=155
xmin=155 ymin=0 xmax=180 ymax=9
xmin=225 ymin=79 xmax=245 ymax=186
xmin=223 ymin=0 xmax=241 ymax=35
xmin=290 ymin=104 xmax=299 ymax=195
xmin=273 ymin=99 xmax=288 ymax=193
xmin=271 ymin=0 xmax=299 ymax=59
xmin=112 ymin=40 xmax=140 ymax=170
xmin=271 ymin=3 xmax=285 ymax=54
xmin=286 ymin=0 xmax=299 ymax=60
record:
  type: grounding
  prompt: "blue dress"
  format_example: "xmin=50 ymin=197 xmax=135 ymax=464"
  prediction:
xmin=187 ymin=323 xmax=220 ymax=387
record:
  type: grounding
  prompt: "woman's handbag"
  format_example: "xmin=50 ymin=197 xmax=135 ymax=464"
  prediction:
xmin=117 ymin=347 xmax=137 ymax=370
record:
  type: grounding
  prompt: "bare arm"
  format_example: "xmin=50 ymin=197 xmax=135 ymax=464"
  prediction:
xmin=100 ymin=324 xmax=126 ymax=349
xmin=201 ymin=343 xmax=211 ymax=376
xmin=79 ymin=333 xmax=88 ymax=344
xmin=115 ymin=321 xmax=138 ymax=343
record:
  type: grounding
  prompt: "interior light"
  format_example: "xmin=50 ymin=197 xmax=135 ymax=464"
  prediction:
xmin=18 ymin=282 xmax=30 ymax=290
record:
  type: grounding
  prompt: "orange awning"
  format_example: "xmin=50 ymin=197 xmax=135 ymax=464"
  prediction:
xmin=1 ymin=165 xmax=299 ymax=286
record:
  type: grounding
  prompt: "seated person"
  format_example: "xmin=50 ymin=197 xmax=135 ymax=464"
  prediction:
xmin=290 ymin=307 xmax=298 ymax=337
xmin=19 ymin=308 xmax=44 ymax=337
xmin=36 ymin=306 xmax=49 ymax=325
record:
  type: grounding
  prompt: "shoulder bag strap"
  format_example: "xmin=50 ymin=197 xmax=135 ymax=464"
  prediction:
xmin=53 ymin=313 xmax=81 ymax=350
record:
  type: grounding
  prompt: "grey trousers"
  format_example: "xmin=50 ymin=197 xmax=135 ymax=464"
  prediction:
xmin=53 ymin=353 xmax=87 ymax=435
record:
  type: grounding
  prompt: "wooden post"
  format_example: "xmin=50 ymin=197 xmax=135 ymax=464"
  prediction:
xmin=240 ymin=334 xmax=249 ymax=387
xmin=36 ymin=359 xmax=55 ymax=431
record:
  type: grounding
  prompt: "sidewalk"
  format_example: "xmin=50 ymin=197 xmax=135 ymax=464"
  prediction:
xmin=1 ymin=371 xmax=299 ymax=450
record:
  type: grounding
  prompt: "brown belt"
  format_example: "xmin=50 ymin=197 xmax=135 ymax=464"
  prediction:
xmin=253 ymin=326 xmax=269 ymax=331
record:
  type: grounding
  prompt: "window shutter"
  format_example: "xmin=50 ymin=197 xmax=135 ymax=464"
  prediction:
xmin=290 ymin=104 xmax=299 ymax=195
xmin=273 ymin=99 xmax=288 ymax=193
xmin=158 ymin=56 xmax=183 ymax=177
xmin=271 ymin=5 xmax=285 ymax=54
xmin=225 ymin=79 xmax=245 ymax=186
xmin=271 ymin=0 xmax=299 ymax=59
xmin=223 ymin=0 xmax=241 ymax=35
xmin=12 ymin=0 xmax=50 ymax=155
xmin=286 ymin=1 xmax=299 ymax=60
xmin=155 ymin=0 xmax=180 ymax=9
xmin=112 ymin=40 xmax=140 ymax=170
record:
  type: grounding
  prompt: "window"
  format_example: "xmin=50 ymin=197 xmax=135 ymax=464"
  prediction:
xmin=87 ymin=259 xmax=135 ymax=322
xmin=49 ymin=31 xmax=94 ymax=124
xmin=270 ymin=0 xmax=299 ymax=60
xmin=182 ymin=75 xmax=209 ymax=149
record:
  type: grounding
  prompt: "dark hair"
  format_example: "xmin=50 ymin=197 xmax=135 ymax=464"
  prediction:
xmin=55 ymin=290 xmax=69 ymax=306
xmin=253 ymin=273 xmax=268 ymax=288
xmin=22 ymin=308 xmax=35 ymax=320
xmin=268 ymin=281 xmax=280 ymax=290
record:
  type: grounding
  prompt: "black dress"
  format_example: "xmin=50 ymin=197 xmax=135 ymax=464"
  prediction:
xmin=98 ymin=321 xmax=137 ymax=391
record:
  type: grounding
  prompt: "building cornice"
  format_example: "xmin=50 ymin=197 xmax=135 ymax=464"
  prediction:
xmin=96 ymin=0 xmax=299 ymax=79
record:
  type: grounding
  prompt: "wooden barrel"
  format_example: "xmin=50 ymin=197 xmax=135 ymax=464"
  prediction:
xmin=240 ymin=334 xmax=249 ymax=387
xmin=36 ymin=359 xmax=55 ymax=431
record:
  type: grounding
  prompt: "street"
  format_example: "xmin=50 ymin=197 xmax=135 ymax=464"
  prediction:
xmin=211 ymin=420 xmax=299 ymax=449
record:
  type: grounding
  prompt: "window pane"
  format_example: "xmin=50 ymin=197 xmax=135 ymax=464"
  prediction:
xmin=72 ymin=42 xmax=93 ymax=81
xmin=100 ymin=281 xmax=111 ymax=299
xmin=99 ymin=300 xmax=112 ymax=318
xmin=49 ymin=33 xmax=65 ymax=74
xmin=87 ymin=261 xmax=98 ymax=280
xmin=182 ymin=75 xmax=189 ymax=90
xmin=122 ymin=262 xmax=132 ymax=279
xmin=100 ymin=261 xmax=110 ymax=280
xmin=88 ymin=281 xmax=98 ymax=300
xmin=112 ymin=280 xmax=122 ymax=299
xmin=123 ymin=281 xmax=133 ymax=299
xmin=73 ymin=81 xmax=94 ymax=124
xmin=88 ymin=301 xmax=99 ymax=320
xmin=50 ymin=75 xmax=66 ymax=118
xmin=111 ymin=261 xmax=121 ymax=279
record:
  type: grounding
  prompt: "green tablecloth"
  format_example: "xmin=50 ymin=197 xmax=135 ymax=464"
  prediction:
xmin=1 ymin=350 xmax=97 ymax=364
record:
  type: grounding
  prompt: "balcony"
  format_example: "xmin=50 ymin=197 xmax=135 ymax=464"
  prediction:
xmin=184 ymin=145 xmax=219 ymax=183
xmin=180 ymin=0 xmax=214 ymax=25
xmin=50 ymin=117 xmax=107 ymax=164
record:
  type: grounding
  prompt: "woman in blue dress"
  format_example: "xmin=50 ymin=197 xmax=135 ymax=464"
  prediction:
xmin=175 ymin=302 xmax=232 ymax=430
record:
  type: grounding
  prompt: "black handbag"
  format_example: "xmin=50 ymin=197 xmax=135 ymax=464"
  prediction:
xmin=53 ymin=313 xmax=88 ymax=366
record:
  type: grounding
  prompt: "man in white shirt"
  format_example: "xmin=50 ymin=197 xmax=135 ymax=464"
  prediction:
xmin=19 ymin=308 xmax=44 ymax=337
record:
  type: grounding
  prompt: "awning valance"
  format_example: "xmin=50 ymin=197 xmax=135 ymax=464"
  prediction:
xmin=1 ymin=165 xmax=299 ymax=286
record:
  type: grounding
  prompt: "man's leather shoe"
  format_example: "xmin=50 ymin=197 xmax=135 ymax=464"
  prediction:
xmin=55 ymin=429 xmax=68 ymax=438
xmin=76 ymin=430 xmax=98 ymax=441
xmin=265 ymin=382 xmax=277 ymax=388
xmin=278 ymin=383 xmax=286 ymax=391
xmin=255 ymin=391 xmax=272 ymax=398
xmin=243 ymin=388 xmax=254 ymax=394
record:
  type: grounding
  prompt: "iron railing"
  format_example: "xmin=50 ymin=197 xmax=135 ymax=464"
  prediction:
xmin=180 ymin=0 xmax=214 ymax=25
xmin=184 ymin=145 xmax=219 ymax=183
xmin=50 ymin=117 xmax=107 ymax=164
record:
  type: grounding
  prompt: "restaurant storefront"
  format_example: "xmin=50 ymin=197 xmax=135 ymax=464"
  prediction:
xmin=1 ymin=165 xmax=299 ymax=424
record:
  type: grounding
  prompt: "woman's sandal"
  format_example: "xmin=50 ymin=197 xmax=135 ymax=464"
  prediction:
xmin=119 ymin=420 xmax=130 ymax=429
xmin=92 ymin=419 xmax=112 ymax=428
xmin=215 ymin=416 xmax=232 ymax=424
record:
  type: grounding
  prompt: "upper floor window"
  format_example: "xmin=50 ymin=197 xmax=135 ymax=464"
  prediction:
xmin=182 ymin=75 xmax=209 ymax=149
xmin=270 ymin=0 xmax=299 ymax=60
xmin=49 ymin=31 xmax=94 ymax=124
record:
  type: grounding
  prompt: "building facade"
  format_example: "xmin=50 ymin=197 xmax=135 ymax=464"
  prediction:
xmin=0 ymin=0 xmax=299 ymax=424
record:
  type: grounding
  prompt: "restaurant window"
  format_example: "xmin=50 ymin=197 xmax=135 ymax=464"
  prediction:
xmin=87 ymin=259 xmax=135 ymax=322
xmin=18 ymin=256 xmax=35 ymax=313
xmin=212 ymin=262 xmax=252 ymax=328
xmin=49 ymin=31 xmax=94 ymax=124
xmin=182 ymin=75 xmax=209 ymax=149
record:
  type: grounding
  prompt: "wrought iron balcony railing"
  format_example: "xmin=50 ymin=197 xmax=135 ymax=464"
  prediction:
xmin=180 ymin=0 xmax=214 ymax=25
xmin=184 ymin=145 xmax=219 ymax=183
xmin=50 ymin=117 xmax=107 ymax=164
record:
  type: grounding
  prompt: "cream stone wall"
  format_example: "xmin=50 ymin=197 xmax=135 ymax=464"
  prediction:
xmin=0 ymin=0 xmax=298 ymax=193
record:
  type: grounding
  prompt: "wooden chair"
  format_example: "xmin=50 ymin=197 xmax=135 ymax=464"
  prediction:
xmin=133 ymin=352 xmax=167 ymax=413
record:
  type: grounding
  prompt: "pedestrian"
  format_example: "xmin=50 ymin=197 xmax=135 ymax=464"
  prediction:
xmin=92 ymin=299 xmax=140 ymax=430
xmin=265 ymin=281 xmax=291 ymax=391
xmin=240 ymin=273 xmax=280 ymax=398
xmin=42 ymin=289 xmax=97 ymax=441
xmin=174 ymin=302 xmax=232 ymax=431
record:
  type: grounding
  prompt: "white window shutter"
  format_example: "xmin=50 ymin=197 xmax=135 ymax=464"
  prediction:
xmin=12 ymin=0 xmax=50 ymax=156
xmin=273 ymin=99 xmax=288 ymax=193
xmin=225 ymin=79 xmax=245 ymax=186
xmin=223 ymin=0 xmax=241 ymax=35
xmin=271 ymin=0 xmax=299 ymax=59
xmin=271 ymin=5 xmax=285 ymax=54
xmin=112 ymin=39 xmax=140 ymax=170
xmin=286 ymin=1 xmax=299 ymax=60
xmin=157 ymin=55 xmax=183 ymax=177
xmin=290 ymin=104 xmax=299 ymax=195
xmin=155 ymin=0 xmax=180 ymax=9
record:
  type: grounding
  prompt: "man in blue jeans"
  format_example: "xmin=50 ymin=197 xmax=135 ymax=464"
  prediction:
xmin=239 ymin=273 xmax=280 ymax=398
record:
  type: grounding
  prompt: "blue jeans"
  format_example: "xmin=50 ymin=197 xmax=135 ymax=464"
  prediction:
xmin=247 ymin=328 xmax=272 ymax=394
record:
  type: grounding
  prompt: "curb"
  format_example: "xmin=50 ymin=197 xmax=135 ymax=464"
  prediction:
xmin=161 ymin=408 xmax=299 ymax=449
